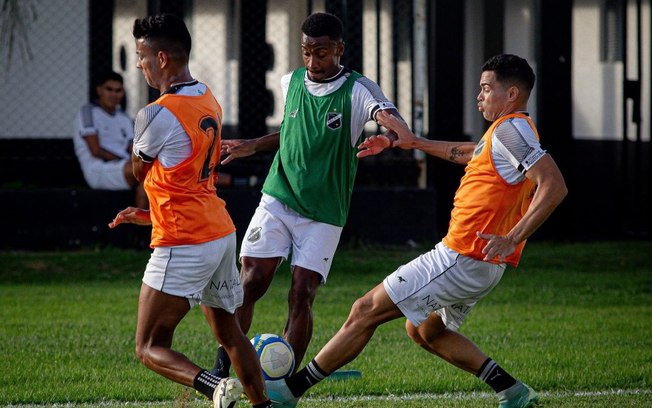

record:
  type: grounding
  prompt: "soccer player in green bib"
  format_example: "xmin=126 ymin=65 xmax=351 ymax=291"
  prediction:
xmin=211 ymin=11 xmax=402 ymax=383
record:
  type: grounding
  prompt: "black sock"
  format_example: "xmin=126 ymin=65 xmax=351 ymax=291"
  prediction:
xmin=193 ymin=369 xmax=220 ymax=399
xmin=476 ymin=358 xmax=517 ymax=393
xmin=212 ymin=345 xmax=231 ymax=377
xmin=253 ymin=402 xmax=274 ymax=408
xmin=285 ymin=359 xmax=328 ymax=397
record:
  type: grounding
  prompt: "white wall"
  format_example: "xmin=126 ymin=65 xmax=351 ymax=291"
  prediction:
xmin=573 ymin=0 xmax=623 ymax=140
xmin=0 ymin=0 xmax=88 ymax=138
xmin=572 ymin=0 xmax=650 ymax=142
xmin=266 ymin=0 xmax=307 ymax=127
xmin=113 ymin=0 xmax=148 ymax=120
xmin=463 ymin=0 xmax=539 ymax=140
xmin=504 ymin=0 xmax=537 ymax=122
xmin=362 ymin=0 xmax=407 ymax=133
xmin=191 ymin=0 xmax=240 ymax=127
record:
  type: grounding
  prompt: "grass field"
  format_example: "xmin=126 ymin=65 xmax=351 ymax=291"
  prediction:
xmin=1 ymin=241 xmax=651 ymax=407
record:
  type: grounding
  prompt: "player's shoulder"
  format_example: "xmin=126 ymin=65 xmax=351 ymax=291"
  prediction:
xmin=351 ymin=72 xmax=389 ymax=102
xmin=493 ymin=114 xmax=539 ymax=147
xmin=136 ymin=103 xmax=165 ymax=119
xmin=135 ymin=103 xmax=166 ymax=136
xmin=281 ymin=71 xmax=293 ymax=87
xmin=495 ymin=114 xmax=535 ymax=135
xmin=77 ymin=103 xmax=99 ymax=128
xmin=79 ymin=102 xmax=99 ymax=117
xmin=350 ymin=70 xmax=378 ymax=88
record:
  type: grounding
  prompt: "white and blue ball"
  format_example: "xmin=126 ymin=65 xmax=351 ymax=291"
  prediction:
xmin=250 ymin=333 xmax=295 ymax=380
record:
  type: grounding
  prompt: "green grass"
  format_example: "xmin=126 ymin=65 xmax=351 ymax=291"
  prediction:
xmin=1 ymin=241 xmax=651 ymax=407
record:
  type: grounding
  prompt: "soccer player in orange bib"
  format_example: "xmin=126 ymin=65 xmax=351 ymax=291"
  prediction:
xmin=265 ymin=54 xmax=567 ymax=408
xmin=108 ymin=13 xmax=271 ymax=408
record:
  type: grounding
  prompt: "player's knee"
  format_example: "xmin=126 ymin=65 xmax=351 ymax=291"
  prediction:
xmin=240 ymin=268 xmax=263 ymax=287
xmin=344 ymin=295 xmax=376 ymax=329
xmin=405 ymin=320 xmax=426 ymax=346
xmin=240 ymin=268 xmax=271 ymax=297
xmin=240 ymin=259 xmax=277 ymax=290
xmin=134 ymin=343 xmax=149 ymax=366
xmin=288 ymin=278 xmax=319 ymax=306
xmin=287 ymin=289 xmax=311 ymax=310
xmin=418 ymin=320 xmax=447 ymax=346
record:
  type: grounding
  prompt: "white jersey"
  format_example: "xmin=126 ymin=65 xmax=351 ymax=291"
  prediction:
xmin=280 ymin=66 xmax=396 ymax=147
xmin=73 ymin=103 xmax=134 ymax=161
xmin=72 ymin=103 xmax=134 ymax=190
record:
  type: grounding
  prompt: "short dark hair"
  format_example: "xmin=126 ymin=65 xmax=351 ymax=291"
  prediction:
xmin=301 ymin=12 xmax=343 ymax=41
xmin=481 ymin=54 xmax=535 ymax=93
xmin=132 ymin=13 xmax=192 ymax=59
xmin=96 ymin=71 xmax=123 ymax=86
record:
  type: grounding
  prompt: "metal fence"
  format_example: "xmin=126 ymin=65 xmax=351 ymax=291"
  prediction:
xmin=0 ymin=0 xmax=421 ymax=187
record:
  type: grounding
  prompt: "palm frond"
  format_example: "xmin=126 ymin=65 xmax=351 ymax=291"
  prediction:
xmin=0 ymin=0 xmax=38 ymax=68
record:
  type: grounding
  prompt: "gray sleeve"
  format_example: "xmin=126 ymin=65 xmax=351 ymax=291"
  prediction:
xmin=354 ymin=76 xmax=396 ymax=121
xmin=133 ymin=104 xmax=164 ymax=163
xmin=493 ymin=118 xmax=546 ymax=173
xmin=76 ymin=104 xmax=97 ymax=137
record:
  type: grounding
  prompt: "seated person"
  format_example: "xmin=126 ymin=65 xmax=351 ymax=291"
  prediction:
xmin=73 ymin=71 xmax=146 ymax=208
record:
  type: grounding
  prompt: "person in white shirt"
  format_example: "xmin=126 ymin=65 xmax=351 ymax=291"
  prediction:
xmin=73 ymin=71 xmax=147 ymax=207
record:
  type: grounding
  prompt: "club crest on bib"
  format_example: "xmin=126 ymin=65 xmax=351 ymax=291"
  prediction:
xmin=473 ymin=139 xmax=485 ymax=157
xmin=326 ymin=111 xmax=342 ymax=130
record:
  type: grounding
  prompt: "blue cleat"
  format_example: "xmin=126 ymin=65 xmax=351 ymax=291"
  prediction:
xmin=265 ymin=379 xmax=299 ymax=407
xmin=498 ymin=382 xmax=539 ymax=408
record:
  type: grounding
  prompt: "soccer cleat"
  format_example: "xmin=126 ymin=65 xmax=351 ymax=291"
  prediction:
xmin=214 ymin=377 xmax=243 ymax=408
xmin=265 ymin=379 xmax=299 ymax=407
xmin=498 ymin=382 xmax=539 ymax=408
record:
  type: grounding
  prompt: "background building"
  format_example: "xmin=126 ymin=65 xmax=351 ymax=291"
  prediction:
xmin=0 ymin=0 xmax=649 ymax=248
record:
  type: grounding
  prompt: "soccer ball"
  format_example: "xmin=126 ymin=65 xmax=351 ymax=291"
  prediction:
xmin=250 ymin=333 xmax=295 ymax=380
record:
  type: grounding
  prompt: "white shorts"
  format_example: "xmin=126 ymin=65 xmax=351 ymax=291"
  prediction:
xmin=383 ymin=242 xmax=505 ymax=330
xmin=143 ymin=232 xmax=243 ymax=312
xmin=239 ymin=194 xmax=343 ymax=282
xmin=81 ymin=158 xmax=130 ymax=190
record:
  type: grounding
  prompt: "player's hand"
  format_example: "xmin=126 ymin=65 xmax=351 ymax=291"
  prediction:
xmin=357 ymin=135 xmax=392 ymax=158
xmin=108 ymin=207 xmax=151 ymax=228
xmin=476 ymin=232 xmax=517 ymax=263
xmin=221 ymin=139 xmax=255 ymax=165
xmin=375 ymin=111 xmax=416 ymax=150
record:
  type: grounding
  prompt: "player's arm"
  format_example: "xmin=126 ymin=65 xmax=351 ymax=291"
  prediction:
xmin=131 ymin=151 xmax=152 ymax=183
xmin=76 ymin=105 xmax=121 ymax=161
xmin=364 ymin=110 xmax=476 ymax=164
xmin=376 ymin=107 xmax=400 ymax=144
xmin=356 ymin=99 xmax=407 ymax=158
xmin=478 ymin=154 xmax=568 ymax=262
xmin=221 ymin=131 xmax=280 ymax=165
xmin=131 ymin=105 xmax=163 ymax=181
xmin=83 ymin=134 xmax=122 ymax=161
